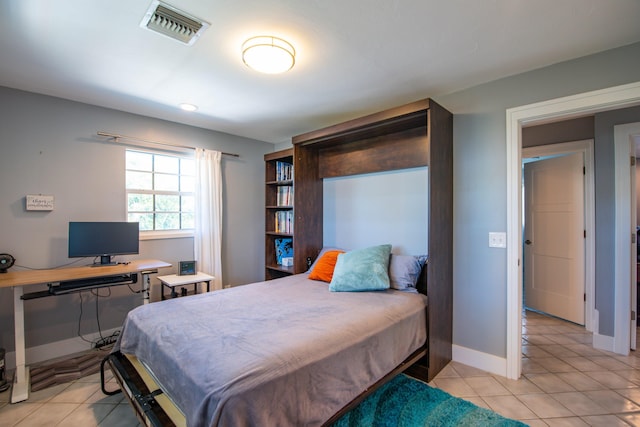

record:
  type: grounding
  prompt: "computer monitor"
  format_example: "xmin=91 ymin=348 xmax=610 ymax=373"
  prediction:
xmin=68 ymin=221 xmax=139 ymax=265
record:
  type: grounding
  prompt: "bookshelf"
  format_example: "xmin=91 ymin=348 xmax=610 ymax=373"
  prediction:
xmin=264 ymin=148 xmax=295 ymax=280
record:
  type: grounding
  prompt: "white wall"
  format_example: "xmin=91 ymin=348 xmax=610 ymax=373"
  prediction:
xmin=323 ymin=168 xmax=428 ymax=255
xmin=0 ymin=86 xmax=272 ymax=356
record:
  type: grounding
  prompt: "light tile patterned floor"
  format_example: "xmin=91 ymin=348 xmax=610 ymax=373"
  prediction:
xmin=1 ymin=310 xmax=640 ymax=426
xmin=0 ymin=364 xmax=140 ymax=426
xmin=430 ymin=310 xmax=640 ymax=426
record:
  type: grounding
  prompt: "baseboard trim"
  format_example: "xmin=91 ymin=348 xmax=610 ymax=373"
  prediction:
xmin=593 ymin=332 xmax=616 ymax=354
xmin=5 ymin=327 xmax=120 ymax=371
xmin=452 ymin=344 xmax=507 ymax=377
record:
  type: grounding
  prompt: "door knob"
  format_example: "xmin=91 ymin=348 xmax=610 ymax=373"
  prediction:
xmin=525 ymin=240 xmax=532 ymax=245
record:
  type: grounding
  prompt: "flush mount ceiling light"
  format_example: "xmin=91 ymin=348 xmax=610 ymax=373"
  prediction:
xmin=242 ymin=36 xmax=296 ymax=74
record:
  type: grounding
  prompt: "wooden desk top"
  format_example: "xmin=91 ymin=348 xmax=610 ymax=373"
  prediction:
xmin=0 ymin=259 xmax=172 ymax=289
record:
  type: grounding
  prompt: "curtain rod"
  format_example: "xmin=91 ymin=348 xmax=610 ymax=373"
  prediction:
xmin=97 ymin=131 xmax=240 ymax=157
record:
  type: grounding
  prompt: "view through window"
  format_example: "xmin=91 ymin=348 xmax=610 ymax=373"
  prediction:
xmin=125 ymin=149 xmax=195 ymax=232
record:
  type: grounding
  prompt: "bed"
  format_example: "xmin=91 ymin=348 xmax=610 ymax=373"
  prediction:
xmin=106 ymin=252 xmax=428 ymax=426
xmin=104 ymin=98 xmax=452 ymax=426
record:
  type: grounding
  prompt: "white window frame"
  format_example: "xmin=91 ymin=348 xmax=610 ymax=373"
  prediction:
xmin=125 ymin=149 xmax=195 ymax=240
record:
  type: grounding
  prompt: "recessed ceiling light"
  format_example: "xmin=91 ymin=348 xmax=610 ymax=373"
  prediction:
xmin=242 ymin=36 xmax=295 ymax=74
xmin=180 ymin=103 xmax=198 ymax=112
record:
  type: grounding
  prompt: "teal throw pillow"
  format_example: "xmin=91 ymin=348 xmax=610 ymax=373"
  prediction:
xmin=329 ymin=244 xmax=392 ymax=292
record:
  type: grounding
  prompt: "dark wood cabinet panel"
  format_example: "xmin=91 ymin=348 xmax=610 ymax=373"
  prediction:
xmin=291 ymin=98 xmax=453 ymax=381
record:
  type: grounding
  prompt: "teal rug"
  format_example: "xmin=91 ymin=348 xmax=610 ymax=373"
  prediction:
xmin=332 ymin=374 xmax=528 ymax=427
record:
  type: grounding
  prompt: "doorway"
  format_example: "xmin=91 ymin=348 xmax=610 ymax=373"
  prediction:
xmin=613 ymin=122 xmax=640 ymax=353
xmin=505 ymin=81 xmax=640 ymax=380
xmin=522 ymin=140 xmax=595 ymax=330
xmin=523 ymin=152 xmax=585 ymax=324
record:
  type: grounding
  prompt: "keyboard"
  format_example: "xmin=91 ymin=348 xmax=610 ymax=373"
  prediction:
xmin=49 ymin=273 xmax=138 ymax=295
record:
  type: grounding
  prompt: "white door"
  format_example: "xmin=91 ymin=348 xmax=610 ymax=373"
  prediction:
xmin=524 ymin=152 xmax=585 ymax=325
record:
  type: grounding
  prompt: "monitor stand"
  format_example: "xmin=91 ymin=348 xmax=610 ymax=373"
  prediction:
xmin=92 ymin=255 xmax=117 ymax=266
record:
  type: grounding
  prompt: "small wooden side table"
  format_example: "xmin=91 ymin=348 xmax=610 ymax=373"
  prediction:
xmin=158 ymin=272 xmax=214 ymax=300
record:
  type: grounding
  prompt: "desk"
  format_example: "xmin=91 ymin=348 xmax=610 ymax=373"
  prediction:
xmin=0 ymin=259 xmax=171 ymax=403
xmin=158 ymin=272 xmax=214 ymax=300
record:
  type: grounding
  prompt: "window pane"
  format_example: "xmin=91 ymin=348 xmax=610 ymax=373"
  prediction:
xmin=126 ymin=171 xmax=152 ymax=190
xmin=181 ymin=158 xmax=195 ymax=175
xmin=181 ymin=213 xmax=194 ymax=229
xmin=155 ymin=155 xmax=179 ymax=174
xmin=129 ymin=213 xmax=154 ymax=231
xmin=126 ymin=150 xmax=196 ymax=233
xmin=156 ymin=213 xmax=180 ymax=230
xmin=155 ymin=194 xmax=179 ymax=212
xmin=181 ymin=195 xmax=194 ymax=213
xmin=181 ymin=175 xmax=195 ymax=192
xmin=128 ymin=193 xmax=153 ymax=211
xmin=155 ymin=173 xmax=179 ymax=191
xmin=126 ymin=151 xmax=152 ymax=171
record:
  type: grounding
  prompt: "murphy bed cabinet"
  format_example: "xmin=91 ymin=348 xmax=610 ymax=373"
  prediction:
xmin=264 ymin=148 xmax=294 ymax=280
xmin=291 ymin=98 xmax=453 ymax=382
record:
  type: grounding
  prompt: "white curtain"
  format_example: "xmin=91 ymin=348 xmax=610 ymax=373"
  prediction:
xmin=194 ymin=148 xmax=223 ymax=291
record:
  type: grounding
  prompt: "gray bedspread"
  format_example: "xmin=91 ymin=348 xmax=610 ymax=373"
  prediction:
xmin=116 ymin=273 xmax=427 ymax=427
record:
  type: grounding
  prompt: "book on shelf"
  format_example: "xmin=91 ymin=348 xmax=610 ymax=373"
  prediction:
xmin=274 ymin=210 xmax=294 ymax=234
xmin=275 ymin=161 xmax=293 ymax=182
xmin=275 ymin=237 xmax=293 ymax=265
xmin=276 ymin=186 xmax=293 ymax=206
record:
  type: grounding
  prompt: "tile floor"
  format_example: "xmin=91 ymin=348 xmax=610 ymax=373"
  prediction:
xmin=1 ymin=310 xmax=640 ymax=426
xmin=0 ymin=364 xmax=139 ymax=426
xmin=430 ymin=310 xmax=640 ymax=426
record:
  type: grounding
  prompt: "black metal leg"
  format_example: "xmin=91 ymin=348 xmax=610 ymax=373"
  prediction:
xmin=100 ymin=355 xmax=122 ymax=396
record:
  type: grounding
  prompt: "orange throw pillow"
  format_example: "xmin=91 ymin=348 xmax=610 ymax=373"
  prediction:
xmin=309 ymin=250 xmax=345 ymax=282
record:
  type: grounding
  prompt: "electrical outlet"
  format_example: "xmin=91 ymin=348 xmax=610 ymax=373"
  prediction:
xmin=489 ymin=232 xmax=507 ymax=248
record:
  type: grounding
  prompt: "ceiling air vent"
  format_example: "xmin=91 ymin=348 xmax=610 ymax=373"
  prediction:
xmin=140 ymin=1 xmax=209 ymax=46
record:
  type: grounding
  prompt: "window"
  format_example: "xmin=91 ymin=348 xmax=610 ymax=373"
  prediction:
xmin=126 ymin=150 xmax=195 ymax=235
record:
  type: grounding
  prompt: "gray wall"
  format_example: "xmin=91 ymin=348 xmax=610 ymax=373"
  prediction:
xmin=437 ymin=41 xmax=640 ymax=357
xmin=3 ymin=41 xmax=640 ymax=364
xmin=0 ymin=86 xmax=273 ymax=353
xmin=521 ymin=106 xmax=640 ymax=338
xmin=274 ymin=43 xmax=640 ymax=359
xmin=593 ymin=106 xmax=640 ymax=336
xmin=523 ymin=116 xmax=594 ymax=148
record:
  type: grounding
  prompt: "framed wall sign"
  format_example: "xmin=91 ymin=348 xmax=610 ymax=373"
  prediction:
xmin=25 ymin=195 xmax=54 ymax=211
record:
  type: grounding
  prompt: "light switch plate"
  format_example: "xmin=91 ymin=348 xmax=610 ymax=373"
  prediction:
xmin=489 ymin=232 xmax=507 ymax=248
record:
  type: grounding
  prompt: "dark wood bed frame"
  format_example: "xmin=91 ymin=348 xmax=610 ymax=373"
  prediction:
xmin=103 ymin=98 xmax=453 ymax=426
xmin=291 ymin=97 xmax=453 ymax=383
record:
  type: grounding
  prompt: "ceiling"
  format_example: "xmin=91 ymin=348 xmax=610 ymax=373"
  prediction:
xmin=1 ymin=1 xmax=640 ymax=144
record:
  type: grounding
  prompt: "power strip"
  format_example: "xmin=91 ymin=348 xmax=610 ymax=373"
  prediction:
xmin=94 ymin=333 xmax=119 ymax=349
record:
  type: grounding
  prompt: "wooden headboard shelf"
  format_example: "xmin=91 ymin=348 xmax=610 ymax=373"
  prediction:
xmin=291 ymin=98 xmax=453 ymax=381
xmin=292 ymin=99 xmax=429 ymax=146
xmin=317 ymin=126 xmax=428 ymax=178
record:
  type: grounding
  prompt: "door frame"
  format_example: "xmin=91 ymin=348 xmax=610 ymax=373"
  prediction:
xmin=522 ymin=140 xmax=595 ymax=332
xmin=613 ymin=122 xmax=640 ymax=354
xmin=505 ymin=81 xmax=640 ymax=380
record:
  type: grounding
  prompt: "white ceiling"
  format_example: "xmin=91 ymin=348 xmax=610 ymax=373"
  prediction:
xmin=1 ymin=0 xmax=639 ymax=144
